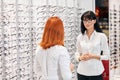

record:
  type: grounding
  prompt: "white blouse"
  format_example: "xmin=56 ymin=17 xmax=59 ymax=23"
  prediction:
xmin=34 ymin=45 xmax=72 ymax=80
xmin=75 ymin=31 xmax=110 ymax=76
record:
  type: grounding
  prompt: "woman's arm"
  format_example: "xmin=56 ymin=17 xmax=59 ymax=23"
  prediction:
xmin=34 ymin=46 xmax=42 ymax=80
xmin=75 ymin=35 xmax=82 ymax=62
xmin=100 ymin=34 xmax=110 ymax=60
xmin=59 ymin=49 xmax=72 ymax=80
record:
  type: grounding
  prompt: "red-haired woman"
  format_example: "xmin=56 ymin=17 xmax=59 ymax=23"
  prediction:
xmin=34 ymin=16 xmax=72 ymax=80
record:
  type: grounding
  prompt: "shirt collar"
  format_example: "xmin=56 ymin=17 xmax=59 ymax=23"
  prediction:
xmin=84 ymin=30 xmax=97 ymax=40
xmin=85 ymin=30 xmax=97 ymax=35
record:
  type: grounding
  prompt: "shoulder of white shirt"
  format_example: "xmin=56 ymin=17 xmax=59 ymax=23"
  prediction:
xmin=77 ymin=30 xmax=107 ymax=38
xmin=36 ymin=45 xmax=67 ymax=53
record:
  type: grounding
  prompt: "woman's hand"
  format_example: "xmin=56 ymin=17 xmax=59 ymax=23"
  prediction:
xmin=87 ymin=53 xmax=100 ymax=60
xmin=79 ymin=54 xmax=88 ymax=61
xmin=70 ymin=63 xmax=74 ymax=72
xmin=79 ymin=53 xmax=100 ymax=61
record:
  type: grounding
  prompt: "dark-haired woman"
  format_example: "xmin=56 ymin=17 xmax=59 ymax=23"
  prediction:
xmin=75 ymin=11 xmax=110 ymax=80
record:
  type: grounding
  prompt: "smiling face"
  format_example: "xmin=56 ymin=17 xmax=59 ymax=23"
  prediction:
xmin=80 ymin=11 xmax=102 ymax=34
xmin=83 ymin=18 xmax=96 ymax=30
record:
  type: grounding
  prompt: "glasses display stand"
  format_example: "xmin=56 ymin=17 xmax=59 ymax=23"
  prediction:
xmin=0 ymin=0 xmax=88 ymax=80
xmin=109 ymin=0 xmax=120 ymax=80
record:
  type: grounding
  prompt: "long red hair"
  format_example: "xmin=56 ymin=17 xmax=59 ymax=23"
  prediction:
xmin=40 ymin=16 xmax=64 ymax=49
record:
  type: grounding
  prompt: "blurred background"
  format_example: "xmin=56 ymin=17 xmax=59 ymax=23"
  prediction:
xmin=0 ymin=0 xmax=120 ymax=80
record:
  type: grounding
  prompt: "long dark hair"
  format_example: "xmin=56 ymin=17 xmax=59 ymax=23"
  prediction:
xmin=81 ymin=11 xmax=102 ymax=34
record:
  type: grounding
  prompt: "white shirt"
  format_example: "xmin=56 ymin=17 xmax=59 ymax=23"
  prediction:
xmin=34 ymin=45 xmax=72 ymax=80
xmin=75 ymin=31 xmax=110 ymax=76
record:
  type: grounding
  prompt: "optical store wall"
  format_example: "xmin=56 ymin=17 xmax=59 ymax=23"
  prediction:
xmin=0 ymin=0 xmax=95 ymax=80
xmin=109 ymin=0 xmax=120 ymax=80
